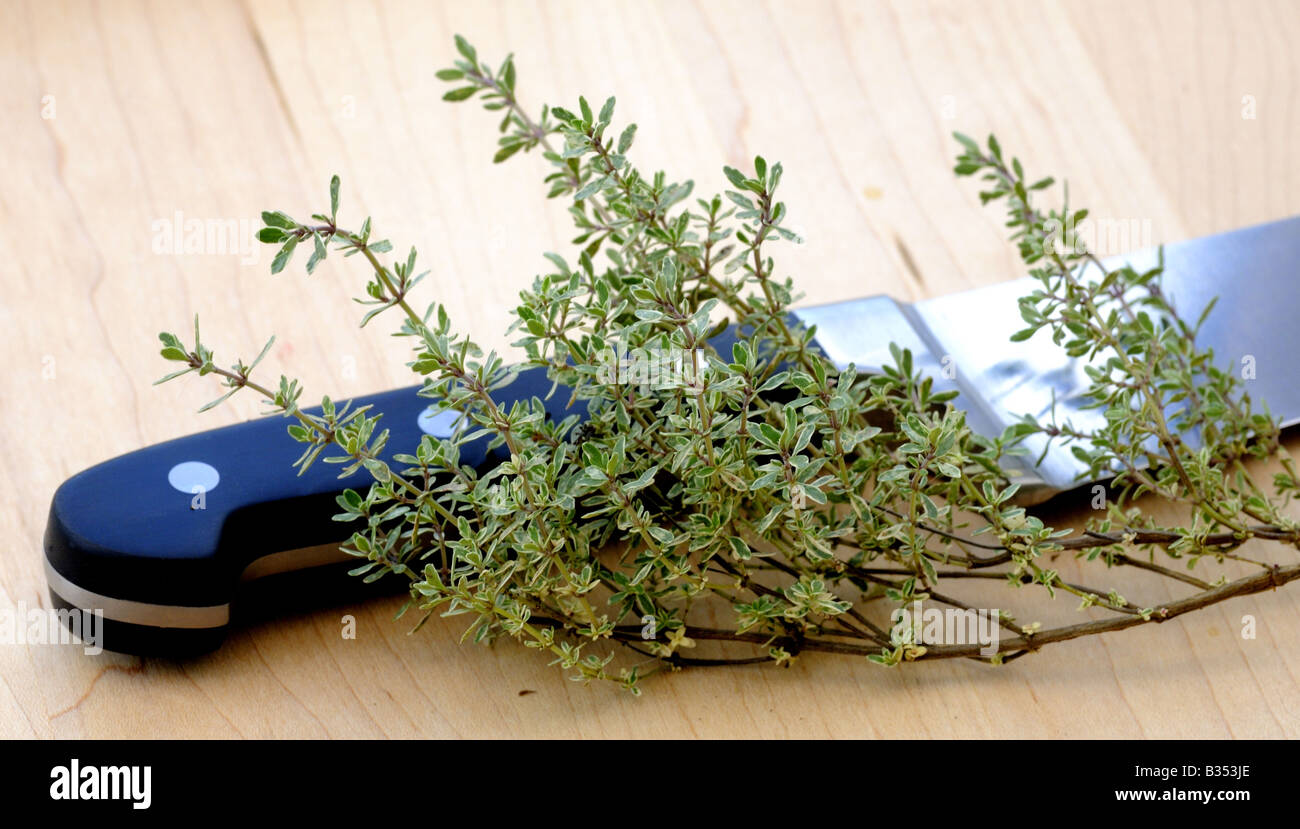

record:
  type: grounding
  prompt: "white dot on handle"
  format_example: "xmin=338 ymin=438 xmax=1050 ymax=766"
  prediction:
xmin=417 ymin=408 xmax=464 ymax=438
xmin=168 ymin=461 xmax=220 ymax=494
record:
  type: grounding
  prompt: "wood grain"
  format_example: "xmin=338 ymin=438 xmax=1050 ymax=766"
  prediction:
xmin=3 ymin=0 xmax=1298 ymax=738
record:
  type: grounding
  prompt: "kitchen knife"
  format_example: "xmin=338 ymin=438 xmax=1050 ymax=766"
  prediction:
xmin=43 ymin=215 xmax=1300 ymax=655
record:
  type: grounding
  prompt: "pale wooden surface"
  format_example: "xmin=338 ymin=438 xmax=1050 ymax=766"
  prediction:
xmin=3 ymin=0 xmax=1299 ymax=738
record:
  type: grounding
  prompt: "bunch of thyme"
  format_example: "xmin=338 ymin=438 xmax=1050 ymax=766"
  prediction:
xmin=157 ymin=36 xmax=1300 ymax=692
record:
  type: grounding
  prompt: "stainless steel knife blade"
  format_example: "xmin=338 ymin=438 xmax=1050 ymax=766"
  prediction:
xmin=793 ymin=215 xmax=1300 ymax=500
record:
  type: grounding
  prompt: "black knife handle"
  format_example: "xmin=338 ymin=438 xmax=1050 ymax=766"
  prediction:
xmin=44 ymin=325 xmax=753 ymax=656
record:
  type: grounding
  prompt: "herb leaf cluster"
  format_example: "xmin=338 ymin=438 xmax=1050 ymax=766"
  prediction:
xmin=158 ymin=37 xmax=1300 ymax=692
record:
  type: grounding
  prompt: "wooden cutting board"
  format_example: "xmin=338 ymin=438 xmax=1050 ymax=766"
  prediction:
xmin=3 ymin=0 xmax=1298 ymax=738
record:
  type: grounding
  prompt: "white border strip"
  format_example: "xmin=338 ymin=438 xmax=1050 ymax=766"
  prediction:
xmin=44 ymin=558 xmax=230 ymax=630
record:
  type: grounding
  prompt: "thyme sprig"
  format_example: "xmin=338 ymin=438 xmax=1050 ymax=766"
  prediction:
xmin=157 ymin=37 xmax=1300 ymax=692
